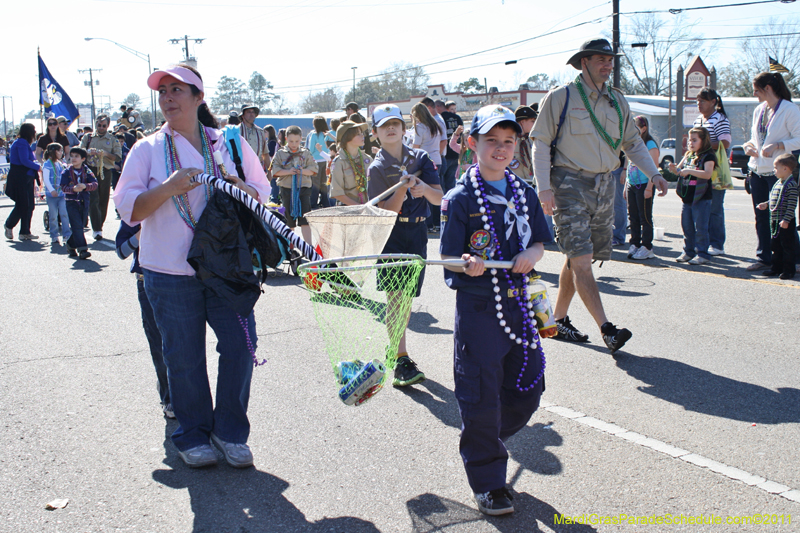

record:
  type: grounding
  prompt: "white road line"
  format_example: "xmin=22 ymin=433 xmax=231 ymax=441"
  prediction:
xmin=539 ymin=400 xmax=800 ymax=504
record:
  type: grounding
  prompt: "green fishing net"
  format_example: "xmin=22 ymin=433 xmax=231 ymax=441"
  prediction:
xmin=299 ymin=254 xmax=425 ymax=406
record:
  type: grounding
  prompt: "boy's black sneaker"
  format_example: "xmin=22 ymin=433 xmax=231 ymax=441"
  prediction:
xmin=780 ymin=272 xmax=795 ymax=280
xmin=474 ymin=488 xmax=514 ymax=516
xmin=601 ymin=322 xmax=632 ymax=354
xmin=392 ymin=356 xmax=425 ymax=387
xmin=68 ymin=249 xmax=78 ymax=258
xmin=555 ymin=316 xmax=589 ymax=342
xmin=79 ymin=250 xmax=92 ymax=260
xmin=760 ymin=269 xmax=780 ymax=277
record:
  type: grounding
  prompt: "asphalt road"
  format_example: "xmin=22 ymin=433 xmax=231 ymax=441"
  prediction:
xmin=1 ymin=183 xmax=799 ymax=532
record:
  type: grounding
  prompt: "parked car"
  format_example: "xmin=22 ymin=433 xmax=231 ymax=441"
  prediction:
xmin=729 ymin=145 xmax=749 ymax=179
xmin=659 ymin=138 xmax=675 ymax=169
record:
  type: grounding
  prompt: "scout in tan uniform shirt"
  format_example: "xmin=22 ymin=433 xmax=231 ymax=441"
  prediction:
xmin=272 ymin=125 xmax=318 ymax=244
xmin=330 ymin=121 xmax=372 ymax=205
xmin=80 ymin=114 xmax=121 ymax=240
xmin=529 ymin=38 xmax=668 ymax=354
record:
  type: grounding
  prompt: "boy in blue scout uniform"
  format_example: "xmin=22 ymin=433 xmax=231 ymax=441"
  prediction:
xmin=367 ymin=104 xmax=443 ymax=387
xmin=439 ymin=105 xmax=552 ymax=516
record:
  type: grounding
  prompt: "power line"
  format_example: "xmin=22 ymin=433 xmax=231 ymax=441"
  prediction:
xmin=271 ymin=14 xmax=611 ymax=91
xmin=620 ymin=0 xmax=795 ymax=16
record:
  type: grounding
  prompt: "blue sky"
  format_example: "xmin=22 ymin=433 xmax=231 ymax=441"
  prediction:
xmin=3 ymin=0 xmax=799 ymax=123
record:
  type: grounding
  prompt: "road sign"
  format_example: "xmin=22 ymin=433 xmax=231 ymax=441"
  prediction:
xmin=683 ymin=106 xmax=700 ymax=128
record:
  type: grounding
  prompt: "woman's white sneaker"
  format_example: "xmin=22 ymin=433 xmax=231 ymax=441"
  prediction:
xmin=708 ymin=246 xmax=724 ymax=256
xmin=627 ymin=245 xmax=639 ymax=259
xmin=632 ymin=247 xmax=655 ymax=260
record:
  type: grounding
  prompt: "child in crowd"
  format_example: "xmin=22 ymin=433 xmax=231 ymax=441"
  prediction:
xmin=670 ymin=127 xmax=716 ymax=265
xmin=115 ymin=221 xmax=174 ymax=418
xmin=756 ymin=153 xmax=799 ymax=279
xmin=439 ymin=105 xmax=551 ymax=516
xmin=512 ymin=105 xmax=537 ymax=186
xmin=272 ymin=125 xmax=318 ymax=245
xmin=306 ymin=116 xmax=337 ymax=210
xmin=42 ymin=143 xmax=71 ymax=246
xmin=367 ymin=104 xmax=442 ymax=387
xmin=330 ymin=121 xmax=372 ymax=205
xmin=626 ymin=116 xmax=659 ymax=260
xmin=449 ymin=124 xmax=477 ymax=179
xmin=60 ymin=147 xmax=97 ymax=259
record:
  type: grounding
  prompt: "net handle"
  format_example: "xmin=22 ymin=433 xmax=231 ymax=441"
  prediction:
xmin=299 ymin=254 xmax=516 ymax=273
xmin=426 ymin=259 xmax=515 ymax=269
xmin=366 ymin=172 xmax=420 ymax=206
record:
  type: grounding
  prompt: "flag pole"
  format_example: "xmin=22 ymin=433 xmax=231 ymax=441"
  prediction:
xmin=38 ymin=48 xmax=44 ymax=135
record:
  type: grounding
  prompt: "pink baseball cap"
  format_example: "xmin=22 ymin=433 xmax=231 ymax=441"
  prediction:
xmin=147 ymin=65 xmax=205 ymax=93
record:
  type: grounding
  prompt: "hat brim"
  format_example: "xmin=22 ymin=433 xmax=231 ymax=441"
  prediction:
xmin=241 ymin=106 xmax=260 ymax=115
xmin=147 ymin=69 xmax=202 ymax=92
xmin=567 ymin=50 xmax=622 ymax=70
xmin=373 ymin=114 xmax=404 ymax=128
xmin=473 ymin=118 xmax=522 ymax=136
xmin=336 ymin=122 xmax=369 ymax=142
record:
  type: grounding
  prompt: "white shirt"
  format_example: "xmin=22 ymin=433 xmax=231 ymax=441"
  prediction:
xmin=745 ymin=100 xmax=800 ymax=174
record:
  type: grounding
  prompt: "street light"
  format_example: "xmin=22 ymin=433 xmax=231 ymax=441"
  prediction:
xmin=1 ymin=95 xmax=13 ymax=141
xmin=85 ymin=37 xmax=156 ymax=129
xmin=631 ymin=42 xmax=674 ymax=139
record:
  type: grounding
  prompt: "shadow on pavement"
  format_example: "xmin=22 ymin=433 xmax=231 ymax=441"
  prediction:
xmin=401 ymin=381 xmax=565 ymax=480
xmin=398 ymin=378 xmax=461 ymax=429
xmin=406 ymin=492 xmax=597 ymax=532
xmin=615 ymin=354 xmax=800 ymax=424
xmin=507 ymin=422 xmax=564 ymax=482
xmin=409 ymin=310 xmax=453 ymax=335
xmin=152 ymin=425 xmax=379 ymax=533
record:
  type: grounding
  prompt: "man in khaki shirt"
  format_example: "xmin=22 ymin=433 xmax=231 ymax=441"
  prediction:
xmin=240 ymin=104 xmax=270 ymax=170
xmin=80 ymin=114 xmax=121 ymax=240
xmin=530 ymin=38 xmax=668 ymax=354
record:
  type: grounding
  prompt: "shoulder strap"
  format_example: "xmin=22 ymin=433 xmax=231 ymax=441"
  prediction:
xmin=550 ymin=85 xmax=570 ymax=164
xmin=223 ymin=126 xmax=247 ymax=182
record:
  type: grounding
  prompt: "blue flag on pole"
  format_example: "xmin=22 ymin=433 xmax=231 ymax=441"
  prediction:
xmin=38 ymin=53 xmax=79 ymax=123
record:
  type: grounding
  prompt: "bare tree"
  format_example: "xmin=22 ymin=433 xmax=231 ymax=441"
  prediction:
xmin=300 ymin=88 xmax=342 ymax=114
xmin=616 ymin=13 xmax=704 ymax=95
xmin=718 ymin=16 xmax=800 ymax=97
xmin=122 ymin=93 xmax=142 ymax=110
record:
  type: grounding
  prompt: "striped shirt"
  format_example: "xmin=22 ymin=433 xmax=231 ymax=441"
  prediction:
xmin=693 ymin=111 xmax=732 ymax=150
xmin=768 ymin=177 xmax=798 ymax=223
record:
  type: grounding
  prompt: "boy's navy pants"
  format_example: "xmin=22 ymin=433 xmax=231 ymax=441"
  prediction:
xmin=453 ymin=290 xmax=545 ymax=494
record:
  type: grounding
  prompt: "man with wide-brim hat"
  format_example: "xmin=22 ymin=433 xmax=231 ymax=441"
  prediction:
xmin=240 ymin=104 xmax=268 ymax=169
xmin=529 ymin=37 xmax=668 ymax=354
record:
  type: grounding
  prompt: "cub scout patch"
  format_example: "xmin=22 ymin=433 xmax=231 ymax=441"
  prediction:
xmin=470 ymin=230 xmax=490 ymax=250
xmin=509 ymin=158 xmax=520 ymax=170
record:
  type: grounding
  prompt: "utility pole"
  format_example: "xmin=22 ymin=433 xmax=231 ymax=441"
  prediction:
xmin=351 ymin=67 xmax=357 ymax=103
xmin=168 ymin=35 xmax=205 ymax=68
xmin=612 ymin=0 xmax=620 ymax=88
xmin=79 ymin=68 xmax=102 ymax=123
xmin=676 ymin=65 xmax=685 ymax=164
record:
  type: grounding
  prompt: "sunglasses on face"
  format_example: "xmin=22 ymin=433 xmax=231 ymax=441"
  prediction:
xmin=48 ymin=122 xmax=57 ymax=126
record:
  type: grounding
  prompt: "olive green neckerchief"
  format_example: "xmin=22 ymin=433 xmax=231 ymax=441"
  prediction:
xmin=574 ymin=75 xmax=623 ymax=150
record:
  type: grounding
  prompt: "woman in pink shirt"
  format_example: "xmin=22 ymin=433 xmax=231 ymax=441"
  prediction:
xmin=114 ymin=64 xmax=270 ymax=469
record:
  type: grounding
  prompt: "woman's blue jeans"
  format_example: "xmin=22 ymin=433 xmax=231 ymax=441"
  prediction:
xmin=45 ymin=194 xmax=72 ymax=242
xmin=708 ymin=188 xmax=726 ymax=250
xmin=681 ymin=199 xmax=712 ymax=259
xmin=143 ymin=269 xmax=256 ymax=451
